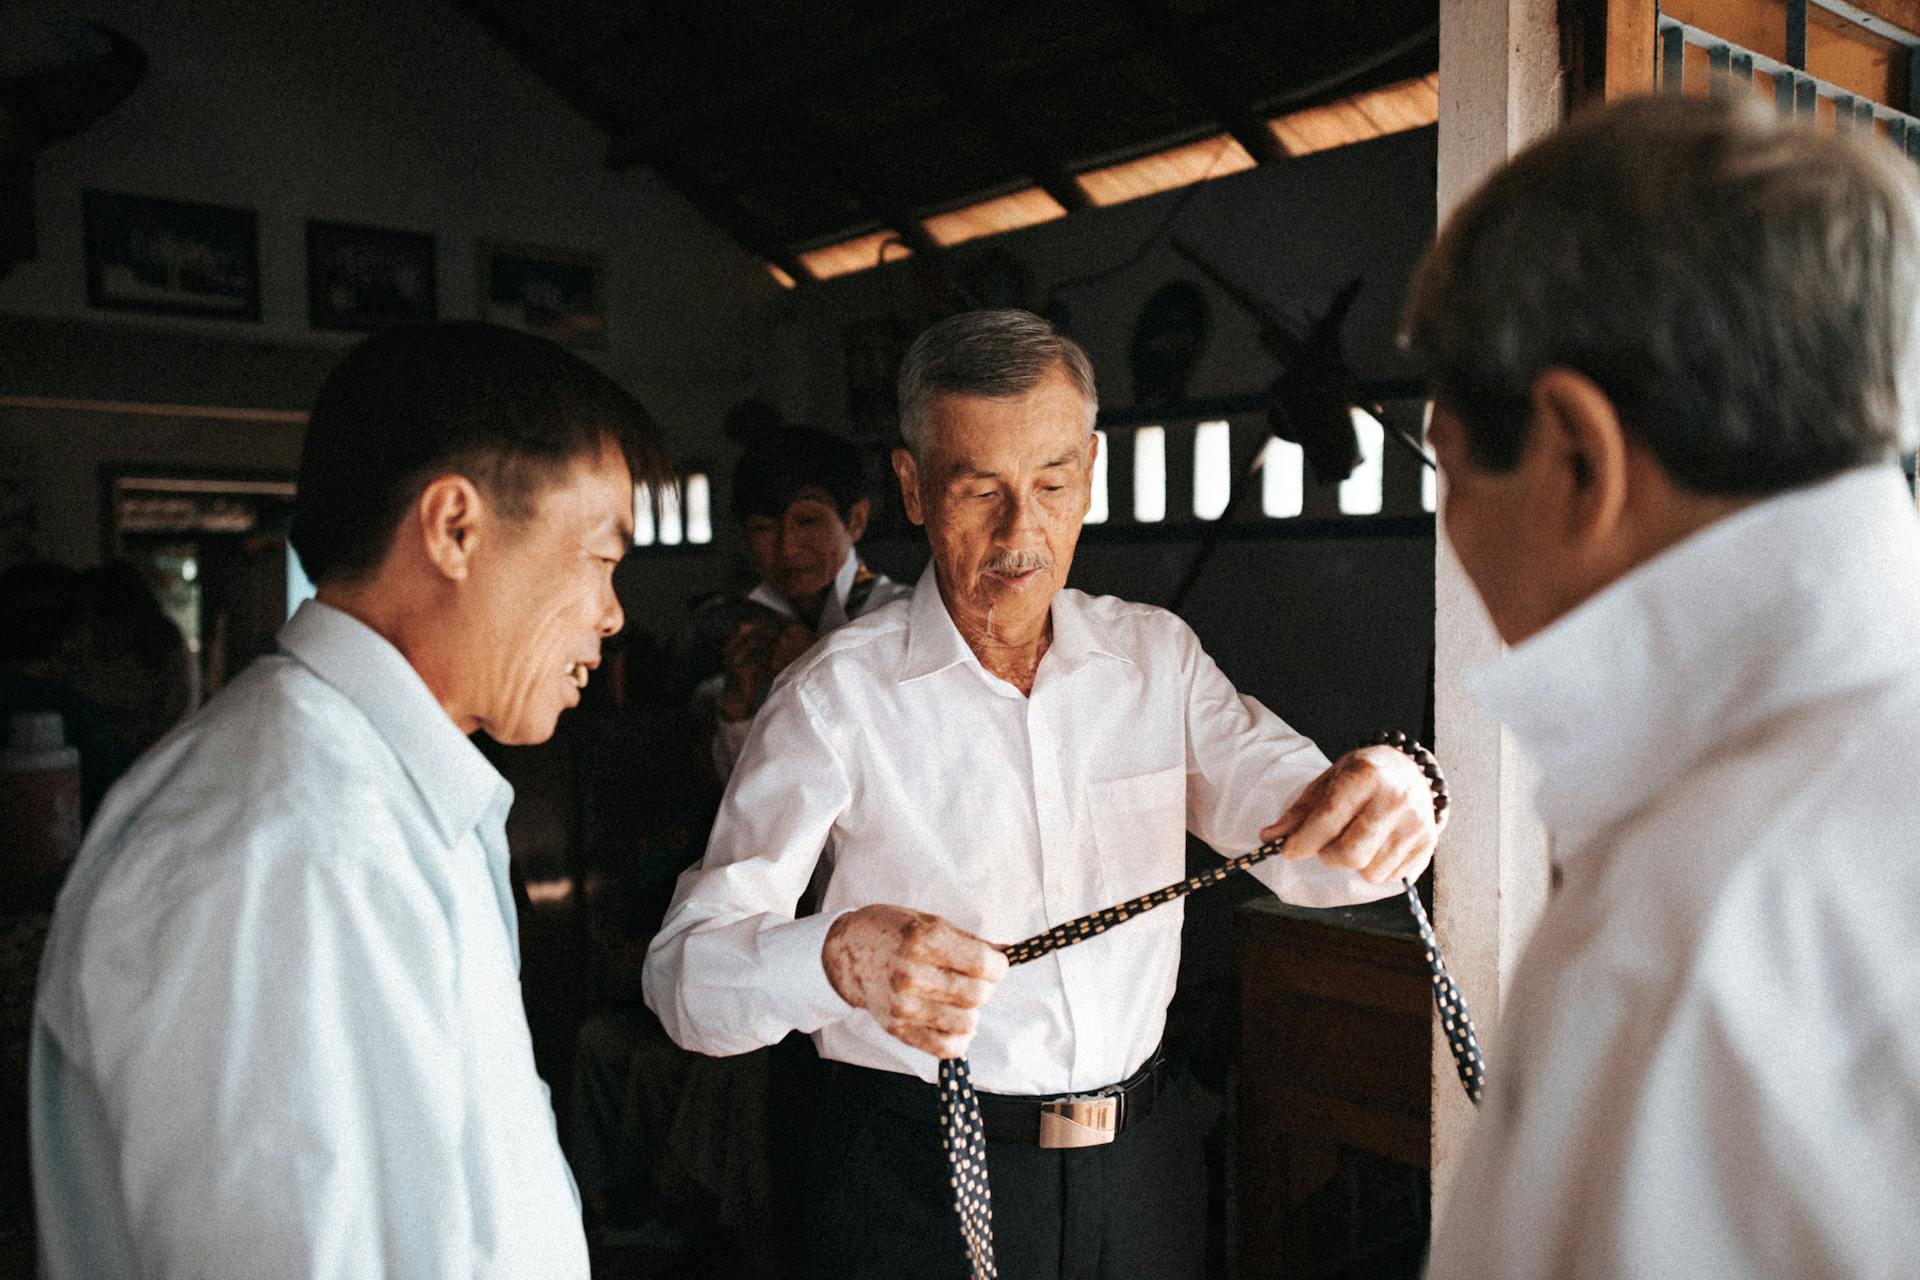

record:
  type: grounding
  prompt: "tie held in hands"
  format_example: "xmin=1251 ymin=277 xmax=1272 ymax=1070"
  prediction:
xmin=1261 ymin=746 xmax=1441 ymax=885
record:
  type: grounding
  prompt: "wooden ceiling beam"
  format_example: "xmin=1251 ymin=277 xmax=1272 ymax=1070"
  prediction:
xmin=1108 ymin=0 xmax=1289 ymax=164
xmin=647 ymin=2 xmax=941 ymax=268
xmin=920 ymin=49 xmax=1093 ymax=213
xmin=604 ymin=0 xmax=1013 ymax=165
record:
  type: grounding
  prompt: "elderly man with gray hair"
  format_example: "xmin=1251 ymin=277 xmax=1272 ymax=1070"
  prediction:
xmin=1410 ymin=95 xmax=1920 ymax=1277
xmin=644 ymin=308 xmax=1442 ymax=1279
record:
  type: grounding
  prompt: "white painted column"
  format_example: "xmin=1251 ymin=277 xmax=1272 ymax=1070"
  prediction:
xmin=1430 ymin=0 xmax=1565 ymax=1225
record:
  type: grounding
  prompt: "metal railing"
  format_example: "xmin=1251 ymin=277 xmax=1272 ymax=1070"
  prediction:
xmin=1657 ymin=1 xmax=1920 ymax=157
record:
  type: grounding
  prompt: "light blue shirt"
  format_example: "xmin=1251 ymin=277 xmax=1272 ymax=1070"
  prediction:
xmin=31 ymin=600 xmax=589 ymax=1279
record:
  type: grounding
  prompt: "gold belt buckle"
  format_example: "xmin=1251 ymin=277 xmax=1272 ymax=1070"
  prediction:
xmin=1037 ymin=1093 xmax=1119 ymax=1149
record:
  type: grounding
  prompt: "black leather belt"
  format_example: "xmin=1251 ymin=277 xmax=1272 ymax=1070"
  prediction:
xmin=975 ymin=1051 xmax=1167 ymax=1148
xmin=823 ymin=1053 xmax=1168 ymax=1150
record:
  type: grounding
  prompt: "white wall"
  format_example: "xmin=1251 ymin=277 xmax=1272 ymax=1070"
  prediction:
xmin=3 ymin=0 xmax=778 ymax=404
xmin=1 ymin=0 xmax=780 ymax=625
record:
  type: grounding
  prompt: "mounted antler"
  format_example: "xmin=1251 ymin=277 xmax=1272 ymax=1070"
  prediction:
xmin=1172 ymin=236 xmax=1365 ymax=485
xmin=1268 ymin=276 xmax=1363 ymax=485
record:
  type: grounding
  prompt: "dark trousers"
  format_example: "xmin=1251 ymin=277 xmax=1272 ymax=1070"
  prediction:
xmin=805 ymin=1062 xmax=1206 ymax=1280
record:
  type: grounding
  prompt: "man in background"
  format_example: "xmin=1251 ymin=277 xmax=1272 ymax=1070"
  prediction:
xmin=699 ymin=423 xmax=910 ymax=780
xmin=32 ymin=321 xmax=665 ymax=1278
xmin=570 ymin=423 xmax=906 ymax=1272
xmin=1407 ymin=95 xmax=1920 ymax=1276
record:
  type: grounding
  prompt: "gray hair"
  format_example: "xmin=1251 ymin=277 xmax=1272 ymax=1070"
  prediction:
xmin=896 ymin=309 xmax=1099 ymax=456
xmin=1402 ymin=94 xmax=1920 ymax=495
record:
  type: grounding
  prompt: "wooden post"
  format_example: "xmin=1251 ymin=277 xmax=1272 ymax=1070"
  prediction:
xmin=1606 ymin=0 xmax=1660 ymax=99
xmin=1430 ymin=0 xmax=1565 ymax=1229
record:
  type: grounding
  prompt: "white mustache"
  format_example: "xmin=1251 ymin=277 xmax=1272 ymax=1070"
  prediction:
xmin=984 ymin=551 xmax=1052 ymax=574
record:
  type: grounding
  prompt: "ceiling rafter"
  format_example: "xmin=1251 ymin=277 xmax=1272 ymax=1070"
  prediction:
xmin=653 ymin=2 xmax=938 ymax=269
xmin=1106 ymin=0 xmax=1288 ymax=164
xmin=603 ymin=0 xmax=1013 ymax=166
xmin=466 ymin=0 xmax=1443 ymax=269
xmin=918 ymin=48 xmax=1093 ymax=214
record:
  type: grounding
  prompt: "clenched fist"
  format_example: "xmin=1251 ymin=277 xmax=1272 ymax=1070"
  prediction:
xmin=1262 ymin=745 xmax=1441 ymax=885
xmin=822 ymin=904 xmax=1010 ymax=1059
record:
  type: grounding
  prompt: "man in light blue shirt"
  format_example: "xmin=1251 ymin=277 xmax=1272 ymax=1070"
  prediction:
xmin=31 ymin=322 xmax=664 ymax=1278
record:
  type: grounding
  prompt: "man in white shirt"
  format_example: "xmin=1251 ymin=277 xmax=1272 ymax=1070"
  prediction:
xmin=31 ymin=322 xmax=664 ymax=1278
xmin=643 ymin=308 xmax=1442 ymax=1279
xmin=1405 ymin=96 xmax=1920 ymax=1278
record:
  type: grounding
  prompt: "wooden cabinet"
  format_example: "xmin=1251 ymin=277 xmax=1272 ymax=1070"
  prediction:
xmin=1237 ymin=897 xmax=1431 ymax=1279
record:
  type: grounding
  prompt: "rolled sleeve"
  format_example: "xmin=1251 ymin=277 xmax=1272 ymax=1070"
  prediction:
xmin=644 ymin=674 xmax=857 ymax=1056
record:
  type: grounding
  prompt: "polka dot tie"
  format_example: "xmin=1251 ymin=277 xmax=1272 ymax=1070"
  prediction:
xmin=1400 ymin=873 xmax=1486 ymax=1104
xmin=935 ymin=837 xmax=1486 ymax=1279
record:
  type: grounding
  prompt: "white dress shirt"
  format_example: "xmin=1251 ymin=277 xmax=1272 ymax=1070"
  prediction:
xmin=1427 ymin=465 xmax=1920 ymax=1279
xmin=31 ymin=601 xmax=588 ymax=1280
xmin=645 ymin=564 xmax=1410 ymax=1095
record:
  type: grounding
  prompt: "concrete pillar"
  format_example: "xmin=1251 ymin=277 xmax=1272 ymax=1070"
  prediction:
xmin=1430 ymin=0 xmax=1566 ymax=1225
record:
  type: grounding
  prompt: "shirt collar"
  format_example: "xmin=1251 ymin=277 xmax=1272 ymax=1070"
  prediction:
xmin=277 ymin=599 xmax=511 ymax=847
xmin=747 ymin=548 xmax=862 ymax=628
xmin=819 ymin=548 xmax=862 ymax=630
xmin=899 ymin=561 xmax=977 ymax=683
xmin=1046 ymin=584 xmax=1135 ymax=672
xmin=897 ymin=561 xmax=1134 ymax=685
xmin=745 ymin=582 xmax=791 ymax=618
xmin=1468 ymin=464 xmax=1920 ymax=861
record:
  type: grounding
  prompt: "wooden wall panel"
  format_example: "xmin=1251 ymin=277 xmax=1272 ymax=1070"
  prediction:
xmin=1606 ymin=0 xmax=1660 ymax=98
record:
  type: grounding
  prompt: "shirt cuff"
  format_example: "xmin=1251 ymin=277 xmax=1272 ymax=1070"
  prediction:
xmin=760 ymin=909 xmax=855 ymax=1032
xmin=1251 ymin=854 xmax=1403 ymax=908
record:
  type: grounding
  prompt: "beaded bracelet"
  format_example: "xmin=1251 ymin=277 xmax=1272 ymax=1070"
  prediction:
xmin=1369 ymin=729 xmax=1450 ymax=827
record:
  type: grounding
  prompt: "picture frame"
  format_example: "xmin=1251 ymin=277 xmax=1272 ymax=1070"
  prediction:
xmin=305 ymin=219 xmax=437 ymax=331
xmin=83 ymin=190 xmax=261 ymax=321
xmin=476 ymin=239 xmax=606 ymax=349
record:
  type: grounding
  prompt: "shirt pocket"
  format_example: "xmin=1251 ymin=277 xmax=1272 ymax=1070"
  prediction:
xmin=1086 ymin=764 xmax=1188 ymax=904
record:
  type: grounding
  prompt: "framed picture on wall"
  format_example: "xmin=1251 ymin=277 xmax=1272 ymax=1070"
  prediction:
xmin=305 ymin=220 xmax=437 ymax=331
xmin=476 ymin=240 xmax=606 ymax=349
xmin=83 ymin=190 xmax=261 ymax=321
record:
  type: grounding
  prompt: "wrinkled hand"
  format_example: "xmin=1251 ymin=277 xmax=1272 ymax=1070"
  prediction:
xmin=822 ymin=904 xmax=1010 ymax=1059
xmin=1260 ymin=746 xmax=1440 ymax=885
xmin=718 ymin=616 xmax=816 ymax=721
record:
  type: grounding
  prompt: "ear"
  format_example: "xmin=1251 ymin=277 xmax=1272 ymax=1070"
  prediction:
xmin=1081 ymin=431 xmax=1100 ymax=519
xmin=416 ymin=474 xmax=487 ymax=582
xmin=844 ymin=496 xmax=871 ymax=542
xmin=1530 ymin=368 xmax=1629 ymax=549
xmin=890 ymin=447 xmax=927 ymax=527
